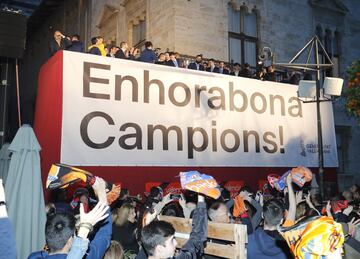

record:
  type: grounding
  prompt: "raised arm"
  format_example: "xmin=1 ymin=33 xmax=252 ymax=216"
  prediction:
xmin=177 ymin=194 xmax=207 ymax=258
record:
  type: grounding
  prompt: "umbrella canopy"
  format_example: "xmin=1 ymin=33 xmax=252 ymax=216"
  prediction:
xmin=0 ymin=143 xmax=11 ymax=184
xmin=4 ymin=125 xmax=46 ymax=259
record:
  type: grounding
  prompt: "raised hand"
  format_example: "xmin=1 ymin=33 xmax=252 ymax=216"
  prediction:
xmin=77 ymin=202 xmax=109 ymax=238
xmin=348 ymin=217 xmax=360 ymax=237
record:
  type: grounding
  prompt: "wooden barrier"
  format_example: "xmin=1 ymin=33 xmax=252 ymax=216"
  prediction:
xmin=159 ymin=215 xmax=247 ymax=258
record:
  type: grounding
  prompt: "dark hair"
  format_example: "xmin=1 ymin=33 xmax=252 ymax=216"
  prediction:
xmin=145 ymin=41 xmax=153 ymax=48
xmin=263 ymin=199 xmax=285 ymax=227
xmin=120 ymin=41 xmax=127 ymax=48
xmin=45 ymin=213 xmax=76 ymax=252
xmin=221 ymin=188 xmax=231 ymax=201
xmin=71 ymin=34 xmax=80 ymax=40
xmin=234 ymin=62 xmax=241 ymax=67
xmin=141 ymin=221 xmax=175 ymax=256
xmin=303 ymin=72 xmax=313 ymax=80
xmin=208 ymin=58 xmax=215 ymax=62
xmin=91 ymin=37 xmax=97 ymax=45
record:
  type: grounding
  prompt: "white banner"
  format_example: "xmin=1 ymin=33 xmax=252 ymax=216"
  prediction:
xmin=61 ymin=51 xmax=338 ymax=167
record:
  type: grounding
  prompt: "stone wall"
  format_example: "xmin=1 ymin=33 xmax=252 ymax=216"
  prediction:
xmin=173 ymin=0 xmax=228 ymax=60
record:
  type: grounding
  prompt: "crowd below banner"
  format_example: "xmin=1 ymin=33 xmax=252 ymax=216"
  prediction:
xmin=48 ymin=31 xmax=306 ymax=84
xmin=1 ymin=164 xmax=360 ymax=259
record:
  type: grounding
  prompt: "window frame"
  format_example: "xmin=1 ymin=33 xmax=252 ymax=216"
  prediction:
xmin=228 ymin=5 xmax=259 ymax=68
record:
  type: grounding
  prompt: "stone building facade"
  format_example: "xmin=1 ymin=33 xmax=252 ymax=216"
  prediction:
xmin=90 ymin=0 xmax=360 ymax=190
xmin=18 ymin=0 xmax=360 ymax=191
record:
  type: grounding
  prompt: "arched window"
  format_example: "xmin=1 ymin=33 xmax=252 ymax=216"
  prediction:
xmin=325 ymin=29 xmax=332 ymax=56
xmin=228 ymin=4 xmax=258 ymax=68
xmin=132 ymin=20 xmax=146 ymax=48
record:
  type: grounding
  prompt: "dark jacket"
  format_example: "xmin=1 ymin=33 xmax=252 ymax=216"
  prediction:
xmin=247 ymin=228 xmax=291 ymax=259
xmin=112 ymin=221 xmax=139 ymax=253
xmin=67 ymin=41 xmax=85 ymax=53
xmin=241 ymin=68 xmax=253 ymax=78
xmin=218 ymin=68 xmax=229 ymax=75
xmin=230 ymin=71 xmax=241 ymax=76
xmin=140 ymin=48 xmax=157 ymax=63
xmin=49 ymin=38 xmax=71 ymax=57
xmin=115 ymin=49 xmax=127 ymax=59
xmin=188 ymin=62 xmax=205 ymax=71
xmin=206 ymin=66 xmax=219 ymax=73
xmin=164 ymin=60 xmax=180 ymax=67
xmin=88 ymin=46 xmax=101 ymax=56
xmin=136 ymin=202 xmax=207 ymax=259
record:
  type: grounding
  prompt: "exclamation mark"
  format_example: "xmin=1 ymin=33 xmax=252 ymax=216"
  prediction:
xmin=279 ymin=126 xmax=285 ymax=153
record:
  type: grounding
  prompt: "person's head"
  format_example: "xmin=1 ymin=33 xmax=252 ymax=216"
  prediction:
xmin=263 ymin=199 xmax=285 ymax=229
xmin=110 ymin=46 xmax=119 ymax=55
xmin=195 ymin=54 xmax=202 ymax=63
xmin=164 ymin=52 xmax=170 ymax=61
xmin=120 ymin=41 xmax=128 ymax=50
xmin=103 ymin=240 xmax=124 ymax=259
xmin=174 ymin=52 xmax=180 ymax=59
xmin=208 ymin=58 xmax=215 ymax=67
xmin=158 ymin=53 xmax=165 ymax=61
xmin=219 ymin=61 xmax=225 ymax=68
xmin=54 ymin=30 xmax=62 ymax=41
xmin=350 ymin=184 xmax=359 ymax=194
xmin=220 ymin=188 xmax=231 ymax=201
xmin=113 ymin=203 xmax=136 ymax=226
xmin=141 ymin=221 xmax=177 ymax=258
xmin=169 ymin=52 xmax=176 ymax=61
xmin=342 ymin=190 xmax=353 ymax=202
xmin=145 ymin=41 xmax=153 ymax=49
xmin=234 ymin=63 xmax=241 ymax=71
xmin=71 ymin=34 xmax=80 ymax=41
xmin=91 ymin=37 xmax=97 ymax=45
xmin=244 ymin=63 xmax=250 ymax=69
xmin=149 ymin=186 xmax=163 ymax=204
xmin=208 ymin=202 xmax=231 ymax=223
xmin=45 ymin=213 xmax=76 ymax=254
xmin=96 ymin=36 xmax=104 ymax=45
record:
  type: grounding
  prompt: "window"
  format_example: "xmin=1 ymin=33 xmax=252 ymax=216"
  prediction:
xmin=132 ymin=20 xmax=146 ymax=48
xmin=315 ymin=25 xmax=341 ymax=78
xmin=228 ymin=5 xmax=258 ymax=68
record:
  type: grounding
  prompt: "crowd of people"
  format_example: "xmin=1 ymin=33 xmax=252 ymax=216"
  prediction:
xmin=48 ymin=30 xmax=306 ymax=84
xmin=1 ymin=166 xmax=360 ymax=259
